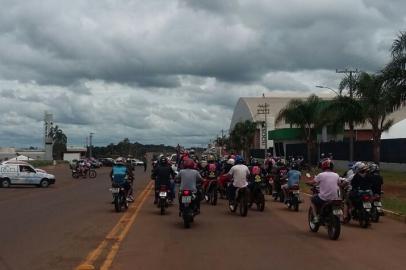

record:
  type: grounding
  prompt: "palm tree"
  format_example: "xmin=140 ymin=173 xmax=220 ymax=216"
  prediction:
xmin=276 ymin=94 xmax=323 ymax=164
xmin=49 ymin=125 xmax=67 ymax=160
xmin=355 ymin=72 xmax=396 ymax=164
xmin=229 ymin=120 xmax=257 ymax=159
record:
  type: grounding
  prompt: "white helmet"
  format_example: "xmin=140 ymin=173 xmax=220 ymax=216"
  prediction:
xmin=353 ymin=162 xmax=367 ymax=174
xmin=227 ymin=158 xmax=235 ymax=165
xmin=115 ymin=157 xmax=125 ymax=164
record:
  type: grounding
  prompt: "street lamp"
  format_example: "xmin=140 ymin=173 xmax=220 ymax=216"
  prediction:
xmin=316 ymin=85 xmax=340 ymax=96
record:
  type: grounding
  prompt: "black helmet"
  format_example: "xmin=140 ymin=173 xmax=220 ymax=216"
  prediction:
xmin=291 ymin=163 xmax=299 ymax=170
xmin=159 ymin=156 xmax=168 ymax=165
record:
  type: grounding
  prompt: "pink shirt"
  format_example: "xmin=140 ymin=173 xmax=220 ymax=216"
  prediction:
xmin=314 ymin=171 xmax=340 ymax=201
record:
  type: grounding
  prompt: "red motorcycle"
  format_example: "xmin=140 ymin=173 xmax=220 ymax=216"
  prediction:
xmin=218 ymin=174 xmax=230 ymax=199
xmin=202 ymin=177 xmax=218 ymax=205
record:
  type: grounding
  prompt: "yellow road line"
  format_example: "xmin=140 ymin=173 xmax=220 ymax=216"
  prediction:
xmin=76 ymin=181 xmax=153 ymax=270
xmin=100 ymin=183 xmax=152 ymax=270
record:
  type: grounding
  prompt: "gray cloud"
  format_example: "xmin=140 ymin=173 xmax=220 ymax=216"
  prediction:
xmin=0 ymin=0 xmax=405 ymax=147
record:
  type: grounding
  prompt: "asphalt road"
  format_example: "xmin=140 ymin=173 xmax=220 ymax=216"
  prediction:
xmin=1 ymin=165 xmax=405 ymax=270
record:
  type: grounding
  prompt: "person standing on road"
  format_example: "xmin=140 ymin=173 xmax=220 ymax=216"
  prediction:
xmin=226 ymin=155 xmax=250 ymax=211
xmin=142 ymin=154 xmax=147 ymax=172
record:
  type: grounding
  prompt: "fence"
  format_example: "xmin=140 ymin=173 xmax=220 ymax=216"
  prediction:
xmin=285 ymin=138 xmax=406 ymax=163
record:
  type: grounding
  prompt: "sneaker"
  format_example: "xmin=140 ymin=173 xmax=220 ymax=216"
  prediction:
xmin=312 ymin=215 xmax=320 ymax=223
xmin=229 ymin=204 xmax=235 ymax=211
xmin=127 ymin=196 xmax=134 ymax=202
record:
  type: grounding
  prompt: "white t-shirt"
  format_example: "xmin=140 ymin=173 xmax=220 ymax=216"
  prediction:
xmin=228 ymin=164 xmax=250 ymax=188
xmin=314 ymin=171 xmax=340 ymax=201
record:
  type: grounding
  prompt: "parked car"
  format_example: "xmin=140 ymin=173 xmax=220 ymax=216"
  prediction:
xmin=134 ymin=159 xmax=144 ymax=166
xmin=0 ymin=163 xmax=56 ymax=188
xmin=99 ymin=158 xmax=115 ymax=167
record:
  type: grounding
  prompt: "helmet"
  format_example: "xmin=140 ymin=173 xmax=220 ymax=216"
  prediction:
xmin=353 ymin=162 xmax=367 ymax=174
xmin=184 ymin=158 xmax=195 ymax=169
xmin=321 ymin=159 xmax=333 ymax=170
xmin=235 ymin=155 xmax=244 ymax=164
xmin=115 ymin=157 xmax=125 ymax=164
xmin=291 ymin=162 xmax=299 ymax=170
xmin=251 ymin=158 xmax=258 ymax=165
xmin=348 ymin=162 xmax=355 ymax=168
xmin=207 ymin=155 xmax=215 ymax=162
xmin=200 ymin=160 xmax=208 ymax=168
xmin=159 ymin=156 xmax=168 ymax=165
xmin=189 ymin=149 xmax=195 ymax=155
xmin=227 ymin=158 xmax=235 ymax=165
xmin=368 ymin=163 xmax=379 ymax=173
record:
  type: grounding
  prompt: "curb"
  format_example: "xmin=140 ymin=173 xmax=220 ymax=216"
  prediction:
xmin=302 ymin=192 xmax=406 ymax=224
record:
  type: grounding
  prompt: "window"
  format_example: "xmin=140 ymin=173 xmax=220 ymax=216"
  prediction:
xmin=20 ymin=166 xmax=35 ymax=173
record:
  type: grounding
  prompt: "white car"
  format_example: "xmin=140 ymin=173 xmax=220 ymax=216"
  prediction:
xmin=134 ymin=159 xmax=144 ymax=166
xmin=0 ymin=163 xmax=56 ymax=188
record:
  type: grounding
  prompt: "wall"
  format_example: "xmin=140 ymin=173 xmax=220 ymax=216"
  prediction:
xmin=63 ymin=153 xmax=81 ymax=162
xmin=334 ymin=160 xmax=406 ymax=172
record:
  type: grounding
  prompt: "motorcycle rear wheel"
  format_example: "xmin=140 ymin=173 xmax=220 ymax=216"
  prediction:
xmin=160 ymin=199 xmax=165 ymax=215
xmin=327 ymin=215 xmax=341 ymax=240
xmin=359 ymin=211 xmax=370 ymax=228
xmin=239 ymin=193 xmax=248 ymax=217
xmin=308 ymin=207 xmax=320 ymax=232
xmin=370 ymin=208 xmax=380 ymax=223
xmin=210 ymin=187 xmax=218 ymax=206
xmin=114 ymin=196 xmax=121 ymax=212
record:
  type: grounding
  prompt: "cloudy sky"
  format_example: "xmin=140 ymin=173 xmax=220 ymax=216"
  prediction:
xmin=0 ymin=0 xmax=405 ymax=148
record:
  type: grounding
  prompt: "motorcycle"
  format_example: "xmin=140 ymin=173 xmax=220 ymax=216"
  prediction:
xmin=179 ymin=189 xmax=199 ymax=228
xmin=307 ymin=184 xmax=343 ymax=240
xmin=157 ymin=185 xmax=170 ymax=215
xmin=285 ymin=184 xmax=301 ymax=211
xmin=229 ymin=185 xmax=249 ymax=217
xmin=370 ymin=192 xmax=384 ymax=223
xmin=348 ymin=190 xmax=373 ymax=228
xmin=203 ymin=177 xmax=218 ymax=205
xmin=218 ymin=174 xmax=230 ymax=199
xmin=272 ymin=177 xmax=286 ymax=203
xmin=249 ymin=175 xmax=265 ymax=212
xmin=265 ymin=174 xmax=273 ymax=195
xmin=72 ymin=167 xmax=96 ymax=179
xmin=110 ymin=184 xmax=128 ymax=212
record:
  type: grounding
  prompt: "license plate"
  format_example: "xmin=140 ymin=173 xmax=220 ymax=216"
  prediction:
xmin=363 ymin=202 xmax=372 ymax=209
xmin=255 ymin=176 xmax=262 ymax=182
xmin=333 ymin=209 xmax=343 ymax=216
xmin=293 ymin=191 xmax=300 ymax=194
xmin=110 ymin=188 xmax=120 ymax=193
xmin=374 ymin=201 xmax=382 ymax=207
xmin=269 ymin=180 xmax=274 ymax=184
xmin=181 ymin=196 xmax=192 ymax=203
xmin=159 ymin=191 xmax=167 ymax=197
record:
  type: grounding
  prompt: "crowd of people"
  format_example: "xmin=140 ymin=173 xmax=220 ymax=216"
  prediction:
xmin=108 ymin=150 xmax=384 ymax=228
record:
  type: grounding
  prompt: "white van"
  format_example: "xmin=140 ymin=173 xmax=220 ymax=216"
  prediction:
xmin=0 ymin=163 xmax=56 ymax=188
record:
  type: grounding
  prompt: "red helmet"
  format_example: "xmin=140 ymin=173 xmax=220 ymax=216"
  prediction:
xmin=183 ymin=158 xmax=195 ymax=169
xmin=321 ymin=159 xmax=333 ymax=170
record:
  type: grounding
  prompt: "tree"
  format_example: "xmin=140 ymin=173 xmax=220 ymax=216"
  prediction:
xmin=384 ymin=31 xmax=406 ymax=89
xmin=276 ymin=94 xmax=324 ymax=164
xmin=49 ymin=125 xmax=67 ymax=160
xmin=355 ymin=72 xmax=396 ymax=164
xmin=229 ymin=120 xmax=257 ymax=159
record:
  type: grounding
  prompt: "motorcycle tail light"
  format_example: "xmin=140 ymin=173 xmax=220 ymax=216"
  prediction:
xmin=362 ymin=195 xmax=370 ymax=201
xmin=183 ymin=190 xmax=190 ymax=196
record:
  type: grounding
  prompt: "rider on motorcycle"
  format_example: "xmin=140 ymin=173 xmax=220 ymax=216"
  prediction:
xmin=226 ymin=155 xmax=250 ymax=211
xmin=368 ymin=163 xmax=383 ymax=195
xmin=349 ymin=162 xmax=372 ymax=208
xmin=307 ymin=159 xmax=341 ymax=223
xmin=152 ymin=156 xmax=176 ymax=204
xmin=110 ymin=157 xmax=131 ymax=201
xmin=273 ymin=159 xmax=288 ymax=196
xmin=175 ymin=158 xmax=203 ymax=213
xmin=281 ymin=162 xmax=301 ymax=203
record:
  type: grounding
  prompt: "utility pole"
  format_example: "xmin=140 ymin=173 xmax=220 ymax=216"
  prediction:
xmin=336 ymin=68 xmax=360 ymax=162
xmin=89 ymin=132 xmax=94 ymax=158
xmin=257 ymin=96 xmax=270 ymax=161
